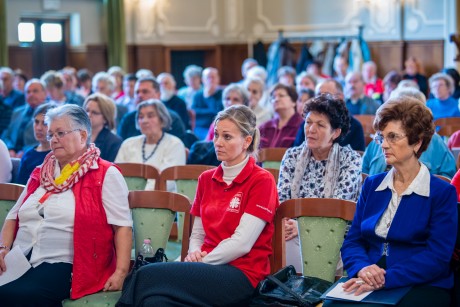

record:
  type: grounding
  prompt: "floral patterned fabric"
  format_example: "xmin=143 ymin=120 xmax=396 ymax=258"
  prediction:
xmin=278 ymin=144 xmax=362 ymax=202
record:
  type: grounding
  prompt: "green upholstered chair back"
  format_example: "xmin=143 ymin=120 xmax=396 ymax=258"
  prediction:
xmin=259 ymin=147 xmax=287 ymax=171
xmin=131 ymin=207 xmax=175 ymax=255
xmin=63 ymin=190 xmax=192 ymax=307
xmin=297 ymin=216 xmax=349 ymax=282
xmin=273 ymin=198 xmax=356 ymax=281
xmin=0 ymin=183 xmax=25 ymax=230
xmin=262 ymin=161 xmax=281 ymax=170
xmin=159 ymin=165 xmax=215 ymax=241
xmin=0 ymin=200 xmax=16 ymax=230
xmin=116 ymin=163 xmax=160 ymax=191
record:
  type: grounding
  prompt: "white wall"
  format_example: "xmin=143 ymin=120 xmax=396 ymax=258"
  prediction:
xmin=6 ymin=0 xmax=457 ymax=65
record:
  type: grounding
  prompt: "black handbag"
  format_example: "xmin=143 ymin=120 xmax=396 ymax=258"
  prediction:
xmin=116 ymin=248 xmax=168 ymax=307
xmin=251 ymin=265 xmax=333 ymax=307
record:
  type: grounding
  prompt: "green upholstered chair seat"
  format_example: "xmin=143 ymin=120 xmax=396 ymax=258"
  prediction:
xmin=297 ymin=216 xmax=348 ymax=283
xmin=62 ymin=290 xmax=121 ymax=306
xmin=0 ymin=200 xmax=16 ymax=230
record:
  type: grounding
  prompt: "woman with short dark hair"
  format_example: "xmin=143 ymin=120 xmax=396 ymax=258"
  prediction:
xmin=278 ymin=93 xmax=362 ymax=271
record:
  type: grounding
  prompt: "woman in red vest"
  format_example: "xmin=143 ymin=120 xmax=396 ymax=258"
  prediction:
xmin=0 ymin=104 xmax=133 ymax=305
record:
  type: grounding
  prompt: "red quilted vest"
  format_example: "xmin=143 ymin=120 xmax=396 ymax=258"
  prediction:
xmin=20 ymin=158 xmax=116 ymax=299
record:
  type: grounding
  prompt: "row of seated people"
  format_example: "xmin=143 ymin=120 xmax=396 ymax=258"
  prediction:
xmin=2 ymin=53 xmax=460 ymax=152
xmin=0 ymin=97 xmax=457 ymax=306
xmin=0 ymin=76 xmax=457 ymax=198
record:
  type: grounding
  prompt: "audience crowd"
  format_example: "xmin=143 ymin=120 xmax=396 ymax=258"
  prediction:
xmin=1 ymin=55 xmax=460 ymax=306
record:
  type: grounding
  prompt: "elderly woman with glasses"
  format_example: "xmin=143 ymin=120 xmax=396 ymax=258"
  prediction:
xmin=324 ymin=97 xmax=457 ymax=307
xmin=258 ymin=83 xmax=303 ymax=148
xmin=0 ymin=104 xmax=133 ymax=305
xmin=115 ymin=99 xmax=186 ymax=190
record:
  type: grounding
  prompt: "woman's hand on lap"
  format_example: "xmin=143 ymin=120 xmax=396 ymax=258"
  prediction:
xmin=284 ymin=218 xmax=298 ymax=241
xmin=0 ymin=248 xmax=9 ymax=275
xmin=184 ymin=250 xmax=207 ymax=262
xmin=357 ymin=264 xmax=386 ymax=288
xmin=342 ymin=277 xmax=383 ymax=296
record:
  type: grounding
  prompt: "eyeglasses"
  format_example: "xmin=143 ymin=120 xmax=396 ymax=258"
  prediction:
xmin=86 ymin=110 xmax=102 ymax=116
xmin=270 ymin=94 xmax=289 ymax=101
xmin=373 ymin=132 xmax=406 ymax=145
xmin=46 ymin=129 xmax=81 ymax=141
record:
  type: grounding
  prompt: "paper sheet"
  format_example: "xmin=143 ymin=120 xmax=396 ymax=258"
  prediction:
xmin=0 ymin=246 xmax=31 ymax=286
xmin=326 ymin=282 xmax=373 ymax=302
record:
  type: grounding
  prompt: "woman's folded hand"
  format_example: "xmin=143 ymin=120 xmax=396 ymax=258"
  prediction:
xmin=358 ymin=264 xmax=386 ymax=288
xmin=184 ymin=250 xmax=208 ymax=262
xmin=342 ymin=277 xmax=384 ymax=296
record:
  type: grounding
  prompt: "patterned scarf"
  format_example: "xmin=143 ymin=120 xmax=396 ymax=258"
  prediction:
xmin=291 ymin=142 xmax=341 ymax=199
xmin=40 ymin=144 xmax=100 ymax=193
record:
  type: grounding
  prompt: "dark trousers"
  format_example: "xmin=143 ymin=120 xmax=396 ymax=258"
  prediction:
xmin=323 ymin=284 xmax=451 ymax=307
xmin=125 ymin=262 xmax=255 ymax=307
xmin=0 ymin=262 xmax=72 ymax=307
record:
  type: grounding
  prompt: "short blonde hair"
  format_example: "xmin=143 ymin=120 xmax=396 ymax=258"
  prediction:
xmin=83 ymin=93 xmax=116 ymax=130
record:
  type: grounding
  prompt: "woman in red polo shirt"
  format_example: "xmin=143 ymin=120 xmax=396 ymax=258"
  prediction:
xmin=119 ymin=105 xmax=279 ymax=306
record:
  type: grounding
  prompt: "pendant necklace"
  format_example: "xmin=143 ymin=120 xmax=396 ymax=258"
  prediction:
xmin=142 ymin=133 xmax=164 ymax=162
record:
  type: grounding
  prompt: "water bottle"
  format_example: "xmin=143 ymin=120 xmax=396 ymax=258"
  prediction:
xmin=140 ymin=238 xmax=154 ymax=262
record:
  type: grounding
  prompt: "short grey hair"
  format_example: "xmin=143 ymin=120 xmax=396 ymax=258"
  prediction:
xmin=136 ymin=99 xmax=172 ymax=131
xmin=222 ymin=83 xmax=250 ymax=106
xmin=92 ymin=72 xmax=115 ymax=93
xmin=183 ymin=65 xmax=202 ymax=79
xmin=45 ymin=104 xmax=92 ymax=145
xmin=0 ymin=67 xmax=13 ymax=76
xmin=296 ymin=71 xmax=318 ymax=88
xmin=429 ymin=72 xmax=455 ymax=95
xmin=390 ymin=87 xmax=426 ymax=104
xmin=25 ymin=78 xmax=46 ymax=92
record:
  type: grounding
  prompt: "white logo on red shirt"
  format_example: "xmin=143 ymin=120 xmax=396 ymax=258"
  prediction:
xmin=227 ymin=192 xmax=243 ymax=213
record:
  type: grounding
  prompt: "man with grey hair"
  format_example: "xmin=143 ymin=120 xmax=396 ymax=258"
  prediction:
xmin=293 ymin=79 xmax=365 ymax=151
xmin=345 ymin=71 xmax=380 ymax=115
xmin=177 ymin=65 xmax=202 ymax=108
xmin=0 ymin=67 xmax=25 ymax=109
xmin=1 ymin=79 xmax=47 ymax=157
xmin=157 ymin=73 xmax=190 ymax=130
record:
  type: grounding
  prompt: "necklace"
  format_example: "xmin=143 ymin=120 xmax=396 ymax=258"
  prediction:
xmin=142 ymin=133 xmax=164 ymax=162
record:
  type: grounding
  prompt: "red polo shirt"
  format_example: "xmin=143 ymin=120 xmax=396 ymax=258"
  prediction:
xmin=191 ymin=156 xmax=279 ymax=287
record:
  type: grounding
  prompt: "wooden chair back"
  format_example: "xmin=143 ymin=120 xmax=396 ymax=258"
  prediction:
xmin=158 ymin=165 xmax=215 ymax=241
xmin=129 ymin=190 xmax=192 ymax=262
xmin=434 ymin=117 xmax=460 ymax=137
xmin=259 ymin=147 xmax=288 ymax=170
xmin=354 ymin=115 xmax=375 ymax=146
xmin=116 ymin=163 xmax=161 ymax=190
xmin=273 ymin=198 xmax=356 ymax=282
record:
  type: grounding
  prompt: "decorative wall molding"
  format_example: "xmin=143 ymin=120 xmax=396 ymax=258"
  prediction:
xmin=255 ymin=0 xmax=361 ymax=34
xmin=156 ymin=0 xmax=218 ymax=34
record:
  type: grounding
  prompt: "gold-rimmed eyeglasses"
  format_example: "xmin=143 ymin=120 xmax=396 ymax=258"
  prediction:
xmin=373 ymin=132 xmax=406 ymax=145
